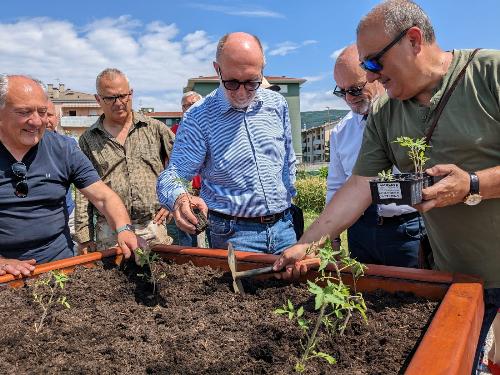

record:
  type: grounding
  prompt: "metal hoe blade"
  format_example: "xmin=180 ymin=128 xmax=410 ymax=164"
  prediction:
xmin=227 ymin=243 xmax=245 ymax=296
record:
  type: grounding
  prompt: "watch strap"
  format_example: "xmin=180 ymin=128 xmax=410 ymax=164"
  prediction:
xmin=115 ymin=224 xmax=134 ymax=234
xmin=469 ymin=172 xmax=480 ymax=195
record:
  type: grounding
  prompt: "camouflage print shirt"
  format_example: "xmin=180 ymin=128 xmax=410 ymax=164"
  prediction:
xmin=74 ymin=111 xmax=175 ymax=243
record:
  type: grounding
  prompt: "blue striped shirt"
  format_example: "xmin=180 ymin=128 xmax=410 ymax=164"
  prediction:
xmin=157 ymin=86 xmax=296 ymax=217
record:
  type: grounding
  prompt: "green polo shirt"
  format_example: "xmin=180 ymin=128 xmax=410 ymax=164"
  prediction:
xmin=353 ymin=49 xmax=500 ymax=288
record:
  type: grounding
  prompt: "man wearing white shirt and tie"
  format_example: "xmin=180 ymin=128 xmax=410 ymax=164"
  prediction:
xmin=327 ymin=44 xmax=425 ymax=267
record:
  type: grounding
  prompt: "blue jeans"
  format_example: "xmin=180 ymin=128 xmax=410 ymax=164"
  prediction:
xmin=473 ymin=288 xmax=500 ymax=374
xmin=206 ymin=211 xmax=296 ymax=254
xmin=166 ymin=222 xmax=198 ymax=247
xmin=347 ymin=205 xmax=424 ymax=268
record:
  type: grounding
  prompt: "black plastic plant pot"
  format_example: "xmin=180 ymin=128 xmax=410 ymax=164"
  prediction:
xmin=370 ymin=173 xmax=434 ymax=205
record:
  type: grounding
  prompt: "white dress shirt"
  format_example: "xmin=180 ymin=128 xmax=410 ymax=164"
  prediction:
xmin=326 ymin=111 xmax=415 ymax=217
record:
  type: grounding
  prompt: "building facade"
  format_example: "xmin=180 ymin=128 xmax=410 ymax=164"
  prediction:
xmin=47 ymin=83 xmax=102 ymax=137
xmin=184 ymin=75 xmax=306 ymax=163
xmin=301 ymin=120 xmax=340 ymax=163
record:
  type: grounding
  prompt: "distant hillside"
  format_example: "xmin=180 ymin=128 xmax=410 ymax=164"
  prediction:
xmin=300 ymin=109 xmax=349 ymax=130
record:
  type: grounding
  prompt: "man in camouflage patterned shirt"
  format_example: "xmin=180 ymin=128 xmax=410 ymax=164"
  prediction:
xmin=74 ymin=68 xmax=175 ymax=252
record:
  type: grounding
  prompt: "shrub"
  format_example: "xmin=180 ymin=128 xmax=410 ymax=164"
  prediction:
xmin=318 ymin=166 xmax=328 ymax=179
xmin=294 ymin=177 xmax=326 ymax=214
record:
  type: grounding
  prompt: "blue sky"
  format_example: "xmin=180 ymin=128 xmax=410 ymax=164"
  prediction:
xmin=2 ymin=0 xmax=499 ymax=111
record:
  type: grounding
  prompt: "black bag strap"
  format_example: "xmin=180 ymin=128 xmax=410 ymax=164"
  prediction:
xmin=425 ymin=48 xmax=481 ymax=145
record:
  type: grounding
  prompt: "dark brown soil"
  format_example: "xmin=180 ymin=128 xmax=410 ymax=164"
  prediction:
xmin=0 ymin=260 xmax=438 ymax=375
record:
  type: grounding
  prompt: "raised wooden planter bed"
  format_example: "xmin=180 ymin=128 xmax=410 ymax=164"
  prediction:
xmin=0 ymin=245 xmax=483 ymax=374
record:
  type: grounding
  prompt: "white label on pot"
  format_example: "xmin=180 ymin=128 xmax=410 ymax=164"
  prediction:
xmin=377 ymin=183 xmax=402 ymax=199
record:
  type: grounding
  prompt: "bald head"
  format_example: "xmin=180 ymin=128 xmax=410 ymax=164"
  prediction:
xmin=333 ymin=44 xmax=384 ymax=115
xmin=334 ymin=45 xmax=364 ymax=82
xmin=216 ymin=32 xmax=265 ymax=68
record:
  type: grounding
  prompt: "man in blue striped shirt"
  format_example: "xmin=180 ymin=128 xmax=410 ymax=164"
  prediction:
xmin=157 ymin=32 xmax=297 ymax=254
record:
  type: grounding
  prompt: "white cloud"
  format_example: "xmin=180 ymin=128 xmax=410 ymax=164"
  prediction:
xmin=188 ymin=3 xmax=284 ymax=18
xmin=330 ymin=45 xmax=348 ymax=60
xmin=302 ymin=74 xmax=328 ymax=84
xmin=300 ymin=90 xmax=349 ymax=112
xmin=0 ymin=17 xmax=217 ymax=111
xmin=268 ymin=40 xmax=318 ymax=57
xmin=269 ymin=42 xmax=299 ymax=56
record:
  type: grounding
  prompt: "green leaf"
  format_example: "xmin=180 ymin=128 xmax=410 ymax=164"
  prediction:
xmin=313 ymin=351 xmax=337 ymax=364
xmin=297 ymin=306 xmax=304 ymax=318
xmin=287 ymin=299 xmax=294 ymax=311
xmin=274 ymin=308 xmax=287 ymax=315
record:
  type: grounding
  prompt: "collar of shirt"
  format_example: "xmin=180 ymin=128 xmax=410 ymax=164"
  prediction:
xmin=91 ymin=111 xmax=148 ymax=136
xmin=216 ymin=86 xmax=264 ymax=115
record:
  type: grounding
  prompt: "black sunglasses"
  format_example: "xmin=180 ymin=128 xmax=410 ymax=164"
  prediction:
xmin=359 ymin=26 xmax=412 ymax=73
xmin=218 ymin=67 xmax=262 ymax=91
xmin=11 ymin=162 xmax=28 ymax=198
xmin=100 ymin=91 xmax=133 ymax=105
xmin=333 ymin=82 xmax=367 ymax=98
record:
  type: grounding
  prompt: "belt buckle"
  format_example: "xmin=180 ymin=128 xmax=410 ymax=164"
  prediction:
xmin=261 ymin=215 xmax=275 ymax=224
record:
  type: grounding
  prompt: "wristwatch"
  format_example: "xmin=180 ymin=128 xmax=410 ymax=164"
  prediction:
xmin=115 ymin=224 xmax=135 ymax=234
xmin=464 ymin=172 xmax=482 ymax=206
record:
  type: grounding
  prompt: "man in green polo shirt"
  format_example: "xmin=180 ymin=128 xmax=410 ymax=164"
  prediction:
xmin=273 ymin=1 xmax=500 ymax=372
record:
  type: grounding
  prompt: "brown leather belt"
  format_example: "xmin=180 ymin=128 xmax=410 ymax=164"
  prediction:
xmin=208 ymin=209 xmax=290 ymax=225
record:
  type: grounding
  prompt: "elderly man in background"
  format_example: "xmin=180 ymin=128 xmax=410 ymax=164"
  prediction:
xmin=46 ymin=99 xmax=78 ymax=237
xmin=0 ymin=75 xmax=141 ymax=276
xmin=168 ymin=90 xmax=204 ymax=247
xmin=328 ymin=44 xmax=425 ymax=268
xmin=274 ymin=1 xmax=500 ymax=372
xmin=75 ymin=68 xmax=175 ymax=253
xmin=157 ymin=32 xmax=297 ymax=254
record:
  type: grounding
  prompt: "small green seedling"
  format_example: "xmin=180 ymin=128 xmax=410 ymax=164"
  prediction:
xmin=393 ymin=136 xmax=431 ymax=176
xmin=377 ymin=169 xmax=395 ymax=182
xmin=275 ymin=237 xmax=367 ymax=373
xmin=135 ymin=247 xmax=166 ymax=295
xmin=32 ymin=270 xmax=70 ymax=333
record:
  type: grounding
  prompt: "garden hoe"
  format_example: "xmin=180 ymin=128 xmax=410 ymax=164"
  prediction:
xmin=227 ymin=243 xmax=319 ymax=296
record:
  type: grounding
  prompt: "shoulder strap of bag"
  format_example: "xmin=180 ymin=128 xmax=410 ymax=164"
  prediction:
xmin=425 ymin=48 xmax=481 ymax=145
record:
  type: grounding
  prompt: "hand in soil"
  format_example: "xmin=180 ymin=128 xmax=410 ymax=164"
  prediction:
xmin=117 ymin=230 xmax=142 ymax=259
xmin=173 ymin=193 xmax=208 ymax=234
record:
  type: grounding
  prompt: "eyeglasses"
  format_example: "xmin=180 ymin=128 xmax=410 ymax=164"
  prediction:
xmin=218 ymin=68 xmax=262 ymax=91
xmin=11 ymin=162 xmax=28 ymax=198
xmin=333 ymin=82 xmax=367 ymax=98
xmin=99 ymin=91 xmax=132 ymax=105
xmin=359 ymin=27 xmax=412 ymax=73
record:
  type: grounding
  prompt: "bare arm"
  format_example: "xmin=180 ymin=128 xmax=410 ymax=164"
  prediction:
xmin=273 ymin=175 xmax=373 ymax=278
xmin=78 ymin=181 xmax=138 ymax=258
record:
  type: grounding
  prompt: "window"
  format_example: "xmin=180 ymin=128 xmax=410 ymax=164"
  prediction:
xmin=69 ymin=110 xmax=76 ymax=116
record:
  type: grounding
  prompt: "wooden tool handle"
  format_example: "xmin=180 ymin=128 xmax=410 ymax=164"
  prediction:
xmin=234 ymin=266 xmax=274 ymax=278
xmin=234 ymin=257 xmax=320 ymax=279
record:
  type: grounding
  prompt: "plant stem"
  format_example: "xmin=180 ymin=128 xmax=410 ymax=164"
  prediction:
xmin=301 ymin=302 xmax=327 ymax=364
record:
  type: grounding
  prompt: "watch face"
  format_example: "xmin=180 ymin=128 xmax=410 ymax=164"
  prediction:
xmin=464 ymin=194 xmax=482 ymax=206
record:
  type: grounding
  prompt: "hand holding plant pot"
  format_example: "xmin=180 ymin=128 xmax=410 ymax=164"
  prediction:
xmin=173 ymin=193 xmax=208 ymax=235
xmin=418 ymin=164 xmax=471 ymax=212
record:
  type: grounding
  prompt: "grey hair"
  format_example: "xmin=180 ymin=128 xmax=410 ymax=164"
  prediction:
xmin=0 ymin=74 xmax=47 ymax=109
xmin=95 ymin=68 xmax=130 ymax=93
xmin=181 ymin=91 xmax=202 ymax=103
xmin=216 ymin=32 xmax=266 ymax=66
xmin=357 ymin=0 xmax=435 ymax=44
